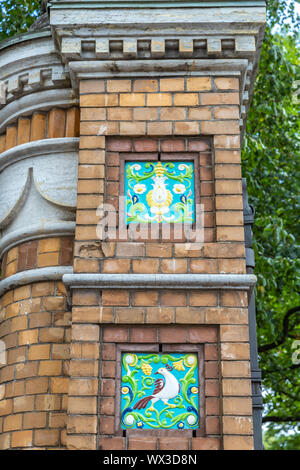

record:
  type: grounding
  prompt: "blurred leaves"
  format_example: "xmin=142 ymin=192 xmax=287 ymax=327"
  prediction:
xmin=243 ymin=0 xmax=300 ymax=447
xmin=0 ymin=0 xmax=41 ymax=42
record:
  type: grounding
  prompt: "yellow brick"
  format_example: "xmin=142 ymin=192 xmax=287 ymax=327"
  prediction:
xmin=1 ymin=291 xmax=13 ymax=307
xmin=120 ymin=122 xmax=146 ymax=135
xmin=147 ymin=122 xmax=172 ymax=135
xmin=174 ymin=121 xmax=199 ymax=135
xmin=6 ymin=247 xmax=18 ymax=264
xmin=28 ymin=344 xmax=51 ymax=360
xmin=79 ymin=136 xmax=105 ymax=149
xmin=216 ymin=211 xmax=244 ymax=226
xmin=223 ymin=436 xmax=253 ymax=450
xmin=134 ymin=79 xmax=158 ymax=92
xmin=78 ymin=164 xmax=105 ymax=179
xmin=80 ymin=94 xmax=118 ymax=107
xmin=160 ymin=107 xmax=186 ymax=121
xmin=37 ymin=252 xmax=60 ymax=267
xmin=160 ymin=78 xmax=185 ymax=91
xmin=107 ymin=79 xmax=131 ymax=92
xmin=147 ymin=93 xmax=172 ymax=106
xmin=133 ymin=108 xmax=159 ymax=121
xmin=222 ymin=397 xmax=252 ymax=415
xmin=214 ymin=77 xmax=239 ymax=90
xmin=216 ymin=226 xmax=245 ymax=242
xmin=223 ymin=416 xmax=253 ymax=435
xmin=5 ymin=302 xmax=19 ymax=319
xmin=13 ymin=285 xmax=31 ymax=301
xmin=186 ymin=77 xmax=211 ymax=91
xmin=174 ymin=93 xmax=198 ymax=106
xmin=5 ymin=261 xmax=17 ymax=277
xmin=11 ymin=430 xmax=32 ymax=448
xmin=67 ymin=415 xmax=97 ymax=434
xmin=38 ymin=238 xmax=60 ymax=253
xmin=3 ymin=414 xmax=22 ymax=432
xmin=119 ymin=93 xmax=145 ymax=107
xmin=189 ymin=107 xmax=212 ymax=120
xmin=50 ymin=377 xmax=69 ymax=393
xmin=18 ymin=329 xmax=39 ymax=345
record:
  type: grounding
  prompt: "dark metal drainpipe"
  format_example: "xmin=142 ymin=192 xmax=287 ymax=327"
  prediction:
xmin=242 ymin=178 xmax=264 ymax=450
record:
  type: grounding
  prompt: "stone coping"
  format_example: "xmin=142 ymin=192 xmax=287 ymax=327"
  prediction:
xmin=63 ymin=273 xmax=257 ymax=291
xmin=49 ymin=0 xmax=266 ymax=8
xmin=0 ymin=221 xmax=76 ymax=259
xmin=0 ymin=137 xmax=79 ymax=172
xmin=0 ymin=265 xmax=73 ymax=297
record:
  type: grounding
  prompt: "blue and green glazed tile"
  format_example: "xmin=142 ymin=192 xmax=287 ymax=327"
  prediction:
xmin=125 ymin=161 xmax=195 ymax=224
xmin=120 ymin=352 xmax=199 ymax=430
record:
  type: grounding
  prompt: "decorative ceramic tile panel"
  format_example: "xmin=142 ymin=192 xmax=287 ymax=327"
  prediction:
xmin=120 ymin=352 xmax=199 ymax=430
xmin=125 ymin=161 xmax=195 ymax=224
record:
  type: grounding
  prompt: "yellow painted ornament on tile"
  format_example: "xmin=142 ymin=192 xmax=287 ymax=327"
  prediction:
xmin=146 ymin=162 xmax=173 ymax=217
xmin=141 ymin=362 xmax=152 ymax=376
xmin=173 ymin=360 xmax=185 ymax=371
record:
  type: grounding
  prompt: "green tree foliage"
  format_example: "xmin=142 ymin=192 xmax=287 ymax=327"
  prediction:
xmin=0 ymin=0 xmax=299 ymax=450
xmin=242 ymin=0 xmax=300 ymax=448
xmin=0 ymin=0 xmax=41 ymax=42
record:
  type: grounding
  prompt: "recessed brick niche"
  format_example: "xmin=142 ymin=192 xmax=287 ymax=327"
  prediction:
xmin=99 ymin=325 xmax=221 ymax=451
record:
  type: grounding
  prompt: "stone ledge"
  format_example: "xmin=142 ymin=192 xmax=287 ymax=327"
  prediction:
xmin=63 ymin=273 xmax=257 ymax=291
xmin=0 ymin=89 xmax=77 ymax=132
xmin=0 ymin=137 xmax=79 ymax=172
xmin=0 ymin=221 xmax=76 ymax=259
xmin=0 ymin=265 xmax=73 ymax=297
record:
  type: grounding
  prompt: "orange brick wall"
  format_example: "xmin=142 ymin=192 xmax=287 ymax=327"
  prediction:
xmin=0 ymin=75 xmax=254 ymax=450
xmin=62 ymin=76 xmax=254 ymax=450
xmin=0 ymin=238 xmax=73 ymax=449
xmin=68 ymin=286 xmax=253 ymax=450
xmin=0 ymin=280 xmax=70 ymax=449
xmin=0 ymin=107 xmax=79 ymax=151
xmin=1 ymin=237 xmax=74 ymax=279
xmin=76 ymin=77 xmax=245 ymax=275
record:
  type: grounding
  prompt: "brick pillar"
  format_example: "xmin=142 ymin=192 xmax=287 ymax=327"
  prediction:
xmin=0 ymin=238 xmax=73 ymax=449
xmin=64 ymin=76 xmax=255 ymax=450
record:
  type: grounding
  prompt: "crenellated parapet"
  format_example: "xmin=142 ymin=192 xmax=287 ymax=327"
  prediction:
xmin=0 ymin=31 xmax=74 ymax=128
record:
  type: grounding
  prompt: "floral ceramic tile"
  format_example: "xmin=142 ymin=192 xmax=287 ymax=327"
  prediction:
xmin=121 ymin=352 xmax=199 ymax=430
xmin=125 ymin=161 xmax=195 ymax=224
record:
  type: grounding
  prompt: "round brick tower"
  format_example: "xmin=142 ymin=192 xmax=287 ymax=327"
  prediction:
xmin=0 ymin=22 xmax=79 ymax=448
xmin=0 ymin=1 xmax=266 ymax=451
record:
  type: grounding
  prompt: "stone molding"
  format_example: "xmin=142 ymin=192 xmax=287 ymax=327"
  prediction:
xmin=0 ymin=89 xmax=77 ymax=132
xmin=0 ymin=221 xmax=76 ymax=259
xmin=0 ymin=138 xmax=78 ymax=256
xmin=0 ymin=32 xmax=70 ymax=109
xmin=0 ymin=265 xmax=73 ymax=297
xmin=63 ymin=273 xmax=257 ymax=291
xmin=49 ymin=3 xmax=266 ymax=133
xmin=0 ymin=137 xmax=79 ymax=172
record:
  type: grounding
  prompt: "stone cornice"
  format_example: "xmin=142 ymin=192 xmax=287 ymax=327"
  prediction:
xmin=0 ymin=30 xmax=51 ymax=51
xmin=0 ymin=32 xmax=70 ymax=110
xmin=48 ymin=1 xmax=267 ymax=8
xmin=49 ymin=2 xmax=266 ymax=134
